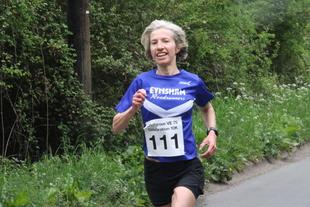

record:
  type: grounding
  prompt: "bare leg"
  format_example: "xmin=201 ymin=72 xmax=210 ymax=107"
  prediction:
xmin=171 ymin=186 xmax=196 ymax=207
xmin=154 ymin=187 xmax=196 ymax=207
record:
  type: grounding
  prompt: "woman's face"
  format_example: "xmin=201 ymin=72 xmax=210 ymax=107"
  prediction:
xmin=150 ymin=28 xmax=180 ymax=67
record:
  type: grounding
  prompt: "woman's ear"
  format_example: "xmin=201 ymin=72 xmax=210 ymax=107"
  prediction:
xmin=176 ymin=46 xmax=181 ymax=54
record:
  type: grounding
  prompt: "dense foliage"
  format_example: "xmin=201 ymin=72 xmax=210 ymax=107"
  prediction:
xmin=1 ymin=82 xmax=309 ymax=206
xmin=1 ymin=0 xmax=310 ymax=205
xmin=1 ymin=0 xmax=310 ymax=161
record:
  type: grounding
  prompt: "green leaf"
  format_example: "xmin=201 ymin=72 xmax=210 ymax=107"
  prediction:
xmin=74 ymin=191 xmax=93 ymax=203
xmin=7 ymin=190 xmax=28 ymax=207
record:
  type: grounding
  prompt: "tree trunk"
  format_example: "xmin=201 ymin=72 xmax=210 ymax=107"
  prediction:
xmin=68 ymin=0 xmax=92 ymax=97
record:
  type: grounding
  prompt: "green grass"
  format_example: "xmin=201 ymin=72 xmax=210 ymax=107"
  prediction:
xmin=194 ymin=82 xmax=310 ymax=182
xmin=1 ymin=82 xmax=309 ymax=206
xmin=0 ymin=145 xmax=149 ymax=207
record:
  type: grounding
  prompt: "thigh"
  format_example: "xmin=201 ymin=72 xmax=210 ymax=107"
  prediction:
xmin=176 ymin=157 xmax=205 ymax=199
xmin=144 ymin=159 xmax=175 ymax=206
xmin=144 ymin=157 xmax=205 ymax=206
xmin=172 ymin=186 xmax=196 ymax=207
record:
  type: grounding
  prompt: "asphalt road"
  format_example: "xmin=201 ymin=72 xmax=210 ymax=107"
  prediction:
xmin=196 ymin=147 xmax=310 ymax=207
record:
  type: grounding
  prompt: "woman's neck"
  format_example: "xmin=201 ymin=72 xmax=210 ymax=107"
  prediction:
xmin=156 ymin=65 xmax=179 ymax=76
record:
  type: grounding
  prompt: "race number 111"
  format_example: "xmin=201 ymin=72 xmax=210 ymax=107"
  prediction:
xmin=144 ymin=116 xmax=185 ymax=157
xmin=149 ymin=134 xmax=179 ymax=150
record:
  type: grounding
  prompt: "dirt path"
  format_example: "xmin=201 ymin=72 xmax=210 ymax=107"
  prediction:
xmin=202 ymin=143 xmax=310 ymax=195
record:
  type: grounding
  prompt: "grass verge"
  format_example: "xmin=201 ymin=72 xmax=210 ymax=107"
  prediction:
xmin=1 ymin=81 xmax=309 ymax=206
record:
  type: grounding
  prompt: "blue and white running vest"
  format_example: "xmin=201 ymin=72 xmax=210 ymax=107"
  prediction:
xmin=115 ymin=68 xmax=214 ymax=162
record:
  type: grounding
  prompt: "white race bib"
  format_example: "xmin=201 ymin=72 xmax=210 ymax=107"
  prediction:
xmin=144 ymin=117 xmax=185 ymax=157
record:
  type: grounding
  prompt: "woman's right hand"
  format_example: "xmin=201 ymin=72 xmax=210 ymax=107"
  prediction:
xmin=112 ymin=89 xmax=147 ymax=134
xmin=132 ymin=89 xmax=147 ymax=111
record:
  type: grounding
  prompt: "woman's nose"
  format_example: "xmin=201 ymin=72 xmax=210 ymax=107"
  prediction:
xmin=156 ymin=42 xmax=164 ymax=50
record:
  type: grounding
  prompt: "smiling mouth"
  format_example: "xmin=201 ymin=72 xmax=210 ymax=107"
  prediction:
xmin=157 ymin=53 xmax=167 ymax=57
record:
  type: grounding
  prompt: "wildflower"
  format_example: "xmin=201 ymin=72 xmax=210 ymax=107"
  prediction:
xmin=235 ymin=95 xmax=241 ymax=100
xmin=226 ymin=87 xmax=232 ymax=91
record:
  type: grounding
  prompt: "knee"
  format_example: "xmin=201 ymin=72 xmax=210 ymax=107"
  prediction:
xmin=172 ymin=187 xmax=196 ymax=207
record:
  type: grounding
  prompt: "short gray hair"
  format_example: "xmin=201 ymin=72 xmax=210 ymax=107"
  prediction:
xmin=141 ymin=20 xmax=188 ymax=62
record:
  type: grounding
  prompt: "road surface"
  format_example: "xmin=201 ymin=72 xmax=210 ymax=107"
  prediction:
xmin=197 ymin=144 xmax=310 ymax=207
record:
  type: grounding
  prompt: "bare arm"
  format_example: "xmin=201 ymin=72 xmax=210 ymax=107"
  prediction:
xmin=198 ymin=102 xmax=217 ymax=158
xmin=112 ymin=107 xmax=137 ymax=134
xmin=112 ymin=89 xmax=146 ymax=134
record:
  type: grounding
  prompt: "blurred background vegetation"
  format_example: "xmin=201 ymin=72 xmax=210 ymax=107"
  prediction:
xmin=1 ymin=0 xmax=310 ymax=206
xmin=1 ymin=0 xmax=309 ymax=160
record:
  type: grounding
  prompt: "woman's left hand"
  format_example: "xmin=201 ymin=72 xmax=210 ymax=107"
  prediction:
xmin=199 ymin=134 xmax=217 ymax=158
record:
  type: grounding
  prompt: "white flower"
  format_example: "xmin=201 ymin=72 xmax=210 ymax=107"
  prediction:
xmin=235 ymin=95 xmax=242 ymax=100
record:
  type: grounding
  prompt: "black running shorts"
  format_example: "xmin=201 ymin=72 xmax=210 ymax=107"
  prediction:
xmin=144 ymin=157 xmax=205 ymax=206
